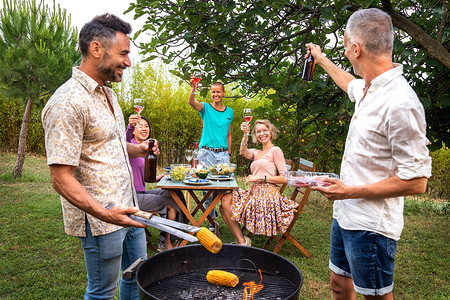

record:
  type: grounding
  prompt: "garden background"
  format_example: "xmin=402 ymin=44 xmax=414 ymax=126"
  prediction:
xmin=0 ymin=0 xmax=449 ymax=298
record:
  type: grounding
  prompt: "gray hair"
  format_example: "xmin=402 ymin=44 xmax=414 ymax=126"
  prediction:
xmin=346 ymin=8 xmax=394 ymax=56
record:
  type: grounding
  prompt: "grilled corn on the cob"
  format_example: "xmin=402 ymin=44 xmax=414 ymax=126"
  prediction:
xmin=206 ymin=270 xmax=239 ymax=287
xmin=196 ymin=227 xmax=222 ymax=254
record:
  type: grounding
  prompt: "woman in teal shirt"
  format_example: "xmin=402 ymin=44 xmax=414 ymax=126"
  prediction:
xmin=189 ymin=77 xmax=233 ymax=224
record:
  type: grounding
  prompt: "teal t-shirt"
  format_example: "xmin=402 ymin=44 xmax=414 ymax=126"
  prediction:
xmin=199 ymin=103 xmax=233 ymax=149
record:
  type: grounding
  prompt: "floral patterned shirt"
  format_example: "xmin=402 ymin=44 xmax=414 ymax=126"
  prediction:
xmin=42 ymin=67 xmax=137 ymax=237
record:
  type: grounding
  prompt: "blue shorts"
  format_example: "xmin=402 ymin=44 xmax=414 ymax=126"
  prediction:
xmin=329 ymin=219 xmax=397 ymax=296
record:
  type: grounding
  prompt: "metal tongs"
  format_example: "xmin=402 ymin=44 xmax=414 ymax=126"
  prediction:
xmin=106 ymin=203 xmax=201 ymax=242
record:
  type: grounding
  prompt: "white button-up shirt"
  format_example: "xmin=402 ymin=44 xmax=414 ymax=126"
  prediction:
xmin=334 ymin=64 xmax=432 ymax=241
xmin=42 ymin=67 xmax=137 ymax=237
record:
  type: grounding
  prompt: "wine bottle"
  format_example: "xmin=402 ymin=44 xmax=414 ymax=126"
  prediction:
xmin=144 ymin=138 xmax=157 ymax=183
xmin=302 ymin=54 xmax=316 ymax=81
xmin=192 ymin=142 xmax=199 ymax=168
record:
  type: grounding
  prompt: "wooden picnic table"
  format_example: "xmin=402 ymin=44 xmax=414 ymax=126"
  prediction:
xmin=156 ymin=176 xmax=238 ymax=246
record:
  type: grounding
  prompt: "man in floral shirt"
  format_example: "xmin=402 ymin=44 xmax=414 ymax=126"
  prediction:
xmin=42 ymin=14 xmax=157 ymax=299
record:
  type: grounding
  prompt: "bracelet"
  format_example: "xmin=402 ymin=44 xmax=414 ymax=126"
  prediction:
xmin=264 ymin=175 xmax=267 ymax=183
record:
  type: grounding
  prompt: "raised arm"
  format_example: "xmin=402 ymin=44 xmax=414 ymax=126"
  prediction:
xmin=306 ymin=43 xmax=356 ymax=94
xmin=126 ymin=114 xmax=142 ymax=142
xmin=227 ymin=124 xmax=232 ymax=157
xmin=239 ymin=122 xmax=251 ymax=157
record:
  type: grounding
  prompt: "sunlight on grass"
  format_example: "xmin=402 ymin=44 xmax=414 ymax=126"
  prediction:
xmin=405 ymin=195 xmax=450 ymax=216
xmin=0 ymin=169 xmax=51 ymax=183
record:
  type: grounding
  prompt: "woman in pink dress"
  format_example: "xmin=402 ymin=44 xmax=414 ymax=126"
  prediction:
xmin=220 ymin=119 xmax=298 ymax=246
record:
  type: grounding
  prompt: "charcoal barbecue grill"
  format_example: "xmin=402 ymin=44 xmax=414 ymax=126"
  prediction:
xmin=136 ymin=244 xmax=303 ymax=300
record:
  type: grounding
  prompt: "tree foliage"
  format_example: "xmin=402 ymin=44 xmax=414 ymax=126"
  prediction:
xmin=127 ymin=0 xmax=449 ymax=170
xmin=0 ymin=0 xmax=79 ymax=177
xmin=0 ymin=0 xmax=79 ymax=104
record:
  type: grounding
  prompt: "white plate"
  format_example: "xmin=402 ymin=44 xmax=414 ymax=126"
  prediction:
xmin=183 ymin=179 xmax=211 ymax=185
xmin=207 ymin=175 xmax=232 ymax=181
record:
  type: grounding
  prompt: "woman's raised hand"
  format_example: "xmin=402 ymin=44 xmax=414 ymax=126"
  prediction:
xmin=240 ymin=122 xmax=251 ymax=135
xmin=129 ymin=114 xmax=141 ymax=127
xmin=190 ymin=74 xmax=197 ymax=90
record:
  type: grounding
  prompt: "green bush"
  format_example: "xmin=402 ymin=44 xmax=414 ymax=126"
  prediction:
xmin=428 ymin=144 xmax=450 ymax=199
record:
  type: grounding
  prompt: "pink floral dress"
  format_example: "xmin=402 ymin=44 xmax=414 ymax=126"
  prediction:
xmin=231 ymin=147 xmax=298 ymax=236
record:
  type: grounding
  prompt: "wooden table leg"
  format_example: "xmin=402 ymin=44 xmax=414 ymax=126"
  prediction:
xmin=167 ymin=189 xmax=227 ymax=246
xmin=184 ymin=190 xmax=191 ymax=211
xmin=198 ymin=191 xmax=225 ymax=225
xmin=168 ymin=190 xmax=198 ymax=226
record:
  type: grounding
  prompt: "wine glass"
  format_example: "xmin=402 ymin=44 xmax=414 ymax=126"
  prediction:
xmin=243 ymin=108 xmax=253 ymax=136
xmin=134 ymin=98 xmax=144 ymax=115
xmin=243 ymin=108 xmax=253 ymax=124
xmin=185 ymin=149 xmax=193 ymax=164
xmin=192 ymin=74 xmax=202 ymax=95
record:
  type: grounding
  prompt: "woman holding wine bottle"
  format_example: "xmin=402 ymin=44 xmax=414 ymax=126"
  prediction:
xmin=126 ymin=114 xmax=188 ymax=250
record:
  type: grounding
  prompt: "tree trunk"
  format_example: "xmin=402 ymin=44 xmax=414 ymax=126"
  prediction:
xmin=381 ymin=0 xmax=450 ymax=69
xmin=12 ymin=98 xmax=34 ymax=178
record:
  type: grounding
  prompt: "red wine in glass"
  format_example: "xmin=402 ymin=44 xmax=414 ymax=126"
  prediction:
xmin=243 ymin=108 xmax=253 ymax=136
xmin=192 ymin=75 xmax=202 ymax=95
xmin=243 ymin=108 xmax=253 ymax=124
xmin=134 ymin=98 xmax=144 ymax=115
xmin=244 ymin=116 xmax=253 ymax=123
xmin=134 ymin=105 xmax=144 ymax=114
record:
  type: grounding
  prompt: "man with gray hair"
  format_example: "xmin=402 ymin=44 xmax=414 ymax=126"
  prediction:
xmin=306 ymin=8 xmax=431 ymax=299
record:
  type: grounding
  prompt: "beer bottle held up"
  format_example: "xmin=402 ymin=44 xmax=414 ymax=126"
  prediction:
xmin=302 ymin=54 xmax=316 ymax=81
xmin=144 ymin=138 xmax=157 ymax=183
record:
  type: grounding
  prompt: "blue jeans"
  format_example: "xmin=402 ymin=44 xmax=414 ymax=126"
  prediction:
xmin=80 ymin=219 xmax=146 ymax=300
xmin=329 ymin=219 xmax=397 ymax=296
xmin=198 ymin=148 xmax=230 ymax=219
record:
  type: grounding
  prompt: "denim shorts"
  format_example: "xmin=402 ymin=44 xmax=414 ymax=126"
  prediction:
xmin=198 ymin=148 xmax=230 ymax=218
xmin=329 ymin=219 xmax=397 ymax=296
xmin=197 ymin=148 xmax=229 ymax=166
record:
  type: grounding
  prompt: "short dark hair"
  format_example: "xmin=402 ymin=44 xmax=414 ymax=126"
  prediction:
xmin=78 ymin=13 xmax=132 ymax=57
xmin=211 ymin=82 xmax=225 ymax=92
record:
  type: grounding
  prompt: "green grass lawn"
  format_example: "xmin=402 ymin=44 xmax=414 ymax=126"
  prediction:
xmin=0 ymin=153 xmax=448 ymax=299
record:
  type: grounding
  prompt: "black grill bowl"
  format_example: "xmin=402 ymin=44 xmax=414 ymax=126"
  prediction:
xmin=136 ymin=243 xmax=303 ymax=300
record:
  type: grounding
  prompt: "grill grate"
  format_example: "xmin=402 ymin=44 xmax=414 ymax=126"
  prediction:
xmin=144 ymin=268 xmax=296 ymax=300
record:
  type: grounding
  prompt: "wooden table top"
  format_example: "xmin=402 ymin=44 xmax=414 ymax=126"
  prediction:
xmin=156 ymin=176 xmax=239 ymax=191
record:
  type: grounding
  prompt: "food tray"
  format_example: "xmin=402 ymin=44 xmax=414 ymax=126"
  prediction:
xmin=285 ymin=171 xmax=339 ymax=187
xmin=208 ymin=163 xmax=236 ymax=177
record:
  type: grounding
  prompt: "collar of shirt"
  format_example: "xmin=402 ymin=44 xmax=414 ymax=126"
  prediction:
xmin=71 ymin=67 xmax=102 ymax=94
xmin=348 ymin=63 xmax=404 ymax=106
xmin=369 ymin=63 xmax=403 ymax=92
